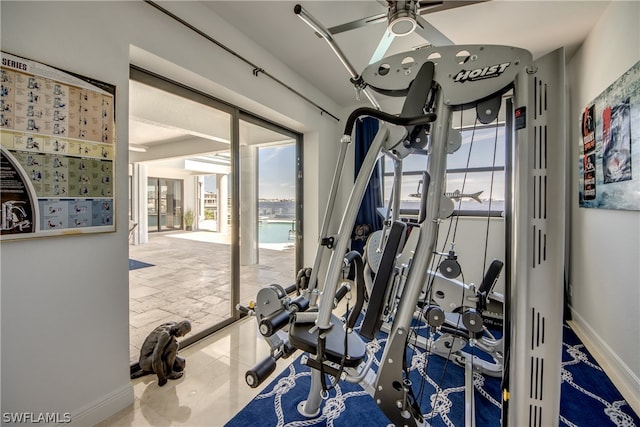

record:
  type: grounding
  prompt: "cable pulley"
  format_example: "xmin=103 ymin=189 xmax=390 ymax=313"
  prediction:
xmin=438 ymin=250 xmax=461 ymax=279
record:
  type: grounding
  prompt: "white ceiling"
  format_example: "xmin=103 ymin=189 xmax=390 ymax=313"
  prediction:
xmin=129 ymin=80 xmax=294 ymax=156
xmin=130 ymin=0 xmax=610 ymax=152
xmin=129 ymin=80 xmax=231 ymax=150
xmin=205 ymin=0 xmax=611 ymax=107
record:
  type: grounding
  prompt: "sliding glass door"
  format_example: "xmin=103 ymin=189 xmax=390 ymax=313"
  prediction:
xmin=128 ymin=67 xmax=302 ymax=362
xmin=147 ymin=177 xmax=183 ymax=232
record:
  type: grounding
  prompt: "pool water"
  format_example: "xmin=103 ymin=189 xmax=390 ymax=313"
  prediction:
xmin=258 ymin=221 xmax=296 ymax=244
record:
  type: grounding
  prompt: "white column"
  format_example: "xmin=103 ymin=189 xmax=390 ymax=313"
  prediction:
xmin=240 ymin=145 xmax=258 ymax=265
xmin=135 ymin=163 xmax=148 ymax=244
xmin=217 ymin=174 xmax=229 ymax=234
xmin=195 ymin=175 xmax=204 ymax=230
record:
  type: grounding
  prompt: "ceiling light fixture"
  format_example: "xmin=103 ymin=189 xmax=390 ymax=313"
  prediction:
xmin=389 ymin=1 xmax=418 ymax=36
xmin=389 ymin=12 xmax=417 ymax=36
xmin=129 ymin=145 xmax=148 ymax=153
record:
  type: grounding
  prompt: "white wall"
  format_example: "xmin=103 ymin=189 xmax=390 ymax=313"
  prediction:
xmin=566 ymin=0 xmax=640 ymax=406
xmin=0 ymin=1 xmax=340 ymax=425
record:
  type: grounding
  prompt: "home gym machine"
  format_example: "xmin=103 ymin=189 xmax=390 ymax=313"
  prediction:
xmin=240 ymin=30 xmax=565 ymax=427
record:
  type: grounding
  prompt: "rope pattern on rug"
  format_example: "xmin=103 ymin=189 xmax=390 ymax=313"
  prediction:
xmin=561 ymin=336 xmax=636 ymax=427
xmin=255 ymin=363 xmax=369 ymax=427
xmin=474 ymin=372 xmax=501 ymax=407
xmin=410 ymin=346 xmax=469 ymax=426
xmin=227 ymin=323 xmax=638 ymax=427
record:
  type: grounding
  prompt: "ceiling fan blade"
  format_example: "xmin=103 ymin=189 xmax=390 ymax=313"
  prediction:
xmin=369 ymin=27 xmax=396 ymax=64
xmin=417 ymin=0 xmax=490 ymax=15
xmin=414 ymin=15 xmax=453 ymax=46
xmin=327 ymin=12 xmax=387 ymax=35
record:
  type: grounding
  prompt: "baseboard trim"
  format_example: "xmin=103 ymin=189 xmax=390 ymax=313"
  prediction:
xmin=66 ymin=383 xmax=133 ymax=427
xmin=568 ymin=308 xmax=640 ymax=416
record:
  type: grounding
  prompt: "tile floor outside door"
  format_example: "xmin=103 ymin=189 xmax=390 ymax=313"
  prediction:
xmin=129 ymin=231 xmax=296 ymax=363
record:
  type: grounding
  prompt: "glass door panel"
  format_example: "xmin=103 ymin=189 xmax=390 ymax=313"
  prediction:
xmin=128 ymin=72 xmax=233 ymax=362
xmin=159 ymin=179 xmax=168 ymax=230
xmin=238 ymin=117 xmax=300 ymax=305
xmin=158 ymin=178 xmax=182 ymax=230
xmin=171 ymin=180 xmax=182 ymax=228
xmin=147 ymin=178 xmax=158 ymax=229
xmin=146 ymin=178 xmax=183 ymax=232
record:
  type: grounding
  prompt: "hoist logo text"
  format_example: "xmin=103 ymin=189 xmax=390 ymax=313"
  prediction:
xmin=453 ymin=63 xmax=511 ymax=83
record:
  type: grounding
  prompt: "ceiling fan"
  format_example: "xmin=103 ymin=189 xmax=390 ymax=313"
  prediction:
xmin=328 ymin=1 xmax=489 ymax=64
xmin=294 ymin=1 xmax=488 ymax=108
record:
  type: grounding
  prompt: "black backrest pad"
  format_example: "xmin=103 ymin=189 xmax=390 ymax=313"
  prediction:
xmin=400 ymin=61 xmax=434 ymax=118
xmin=478 ymin=259 xmax=504 ymax=295
xmin=360 ymin=221 xmax=407 ymax=340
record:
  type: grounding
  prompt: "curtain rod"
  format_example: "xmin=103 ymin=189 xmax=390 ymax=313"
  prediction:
xmin=144 ymin=0 xmax=340 ymax=122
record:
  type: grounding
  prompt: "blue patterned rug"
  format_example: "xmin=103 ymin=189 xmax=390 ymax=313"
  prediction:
xmin=560 ymin=325 xmax=638 ymax=426
xmin=226 ymin=322 xmax=638 ymax=427
xmin=128 ymin=259 xmax=154 ymax=271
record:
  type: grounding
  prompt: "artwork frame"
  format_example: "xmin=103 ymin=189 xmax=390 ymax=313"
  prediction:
xmin=578 ymin=60 xmax=639 ymax=210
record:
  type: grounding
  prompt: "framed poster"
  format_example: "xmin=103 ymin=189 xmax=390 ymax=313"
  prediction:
xmin=1 ymin=52 xmax=116 ymax=240
xmin=578 ymin=60 xmax=639 ymax=210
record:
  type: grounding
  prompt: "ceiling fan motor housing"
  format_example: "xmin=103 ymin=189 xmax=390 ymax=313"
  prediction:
xmin=388 ymin=0 xmax=418 ymax=36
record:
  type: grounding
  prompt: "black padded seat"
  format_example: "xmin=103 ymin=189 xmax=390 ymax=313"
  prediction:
xmin=289 ymin=314 xmax=367 ymax=367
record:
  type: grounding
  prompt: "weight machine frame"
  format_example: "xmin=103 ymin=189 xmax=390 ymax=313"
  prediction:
xmin=239 ymin=7 xmax=566 ymax=423
xmin=293 ymin=43 xmax=565 ymax=427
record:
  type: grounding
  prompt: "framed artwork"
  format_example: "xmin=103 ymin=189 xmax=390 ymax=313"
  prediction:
xmin=1 ymin=51 xmax=116 ymax=240
xmin=579 ymin=60 xmax=639 ymax=210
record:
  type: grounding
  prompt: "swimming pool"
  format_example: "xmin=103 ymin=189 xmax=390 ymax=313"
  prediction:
xmin=258 ymin=221 xmax=296 ymax=244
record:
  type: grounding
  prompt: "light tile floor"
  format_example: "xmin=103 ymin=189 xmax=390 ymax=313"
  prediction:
xmin=98 ymin=316 xmax=298 ymax=427
xmin=128 ymin=231 xmax=296 ymax=362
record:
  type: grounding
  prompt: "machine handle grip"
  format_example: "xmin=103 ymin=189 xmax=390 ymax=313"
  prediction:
xmin=334 ymin=283 xmax=350 ymax=304
xmin=290 ymin=295 xmax=310 ymax=312
xmin=236 ymin=304 xmax=252 ymax=315
xmin=343 ymin=107 xmax=437 ymax=137
xmin=245 ymin=356 xmax=277 ymax=388
xmin=259 ymin=310 xmax=290 ymax=337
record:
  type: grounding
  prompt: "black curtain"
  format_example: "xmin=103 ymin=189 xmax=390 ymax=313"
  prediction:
xmin=352 ymin=117 xmax=382 ymax=253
